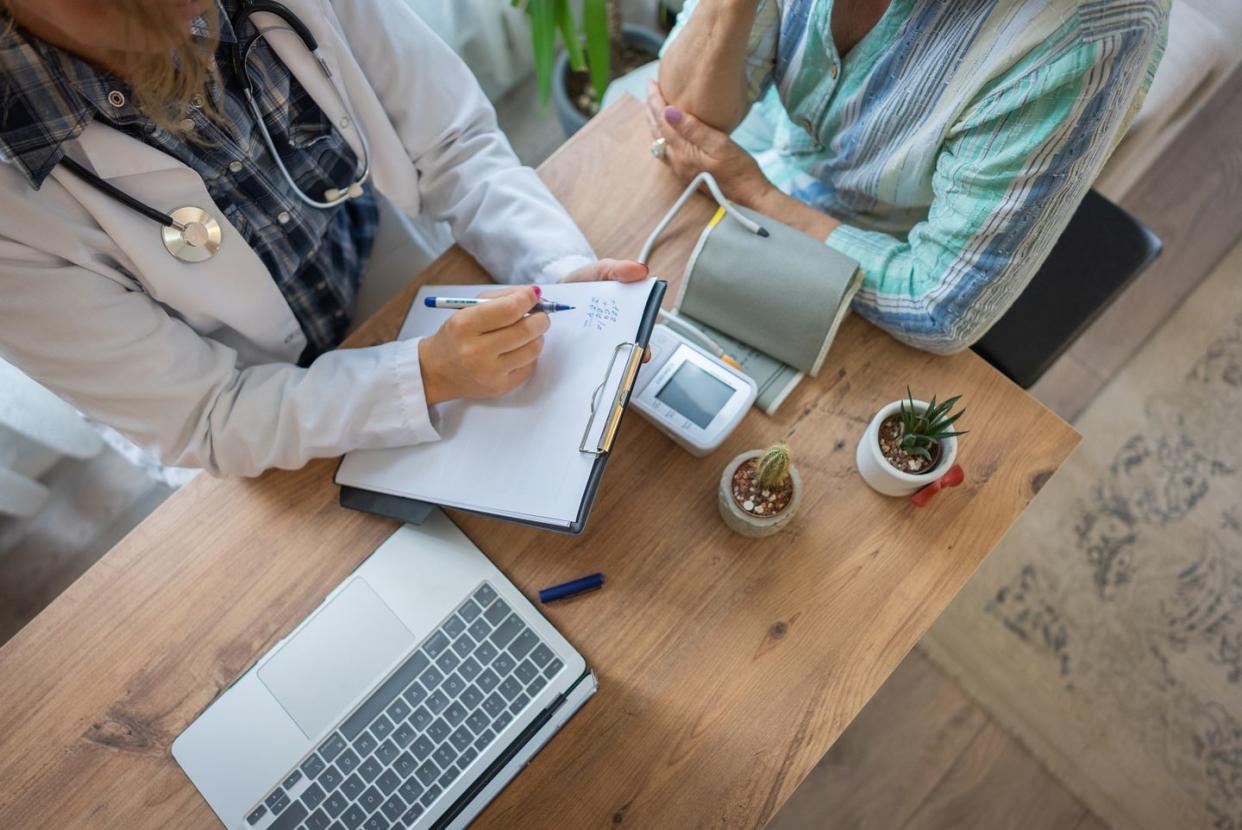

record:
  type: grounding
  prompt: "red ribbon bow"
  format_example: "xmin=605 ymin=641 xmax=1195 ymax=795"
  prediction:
xmin=910 ymin=463 xmax=965 ymax=507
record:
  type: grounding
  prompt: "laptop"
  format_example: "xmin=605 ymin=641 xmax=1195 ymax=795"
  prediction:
xmin=172 ymin=510 xmax=596 ymax=830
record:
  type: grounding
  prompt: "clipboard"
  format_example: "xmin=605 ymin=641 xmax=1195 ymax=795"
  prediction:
xmin=338 ymin=280 xmax=667 ymax=534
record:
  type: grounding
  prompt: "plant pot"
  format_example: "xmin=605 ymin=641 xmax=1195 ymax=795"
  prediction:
xmin=553 ymin=25 xmax=666 ymax=137
xmin=718 ymin=450 xmax=803 ymax=538
xmin=856 ymin=399 xmax=959 ymax=497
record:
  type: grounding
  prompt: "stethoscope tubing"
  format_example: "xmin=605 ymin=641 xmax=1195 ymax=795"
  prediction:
xmin=59 ymin=156 xmax=184 ymax=230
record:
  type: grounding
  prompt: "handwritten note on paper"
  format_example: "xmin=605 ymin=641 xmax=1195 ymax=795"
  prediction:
xmin=583 ymin=296 xmax=621 ymax=331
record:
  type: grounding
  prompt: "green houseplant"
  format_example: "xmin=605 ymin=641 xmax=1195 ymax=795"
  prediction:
xmin=719 ymin=443 xmax=804 ymax=537
xmin=857 ymin=388 xmax=967 ymax=496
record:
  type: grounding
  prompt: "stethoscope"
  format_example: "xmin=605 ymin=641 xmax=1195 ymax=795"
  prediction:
xmin=58 ymin=0 xmax=371 ymax=263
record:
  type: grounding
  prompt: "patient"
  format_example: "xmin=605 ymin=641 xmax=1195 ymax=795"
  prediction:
xmin=651 ymin=0 xmax=1169 ymax=353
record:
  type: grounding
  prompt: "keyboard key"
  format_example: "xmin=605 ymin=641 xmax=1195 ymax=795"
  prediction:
xmin=443 ymin=674 xmax=466 ymax=700
xmin=475 ymin=641 xmax=498 ymax=664
xmin=360 ymin=756 xmax=384 ymax=782
xmin=336 ymin=748 xmax=360 ymax=775
xmin=340 ymin=650 xmax=430 ymax=740
xmin=435 ymin=650 xmax=460 ymax=675
xmin=323 ymin=791 xmax=349 ymax=818
xmin=410 ymin=705 xmax=433 ymax=731
xmin=419 ymin=665 xmax=444 ymax=691
xmin=375 ymin=739 xmax=399 ymax=766
xmin=393 ymin=721 xmax=417 ymax=748
xmin=476 ymin=668 xmax=500 ymax=693
xmin=402 ymin=681 xmax=428 ymax=708
xmin=415 ymin=760 xmax=440 ymax=787
xmin=420 ymin=783 xmax=442 ymax=808
xmin=451 ymin=633 xmax=475 ymax=659
xmin=246 ymin=805 xmax=267 ymax=825
xmin=319 ymin=733 xmax=348 ymax=762
xmin=457 ymin=746 xmax=478 ymax=770
xmin=493 ymin=711 xmax=513 ymax=732
xmin=411 ymin=734 xmax=434 ymax=760
xmin=354 ymin=731 xmax=377 ymax=758
xmin=283 ymin=770 xmax=303 ymax=790
xmin=482 ymin=598 xmax=510 ymax=626
xmin=381 ymin=793 xmax=406 ymax=822
xmin=449 ymin=726 xmax=473 ymax=752
xmin=394 ymin=751 xmax=418 ymax=778
xmin=424 ymin=630 xmax=451 ymax=658
xmin=371 ymin=714 xmax=394 ymax=740
xmin=264 ymin=788 xmax=287 ymax=811
xmin=466 ymin=710 xmax=490 ymax=735
xmin=433 ymin=743 xmax=457 ymax=769
xmin=508 ymin=630 xmax=538 ymax=661
xmin=377 ymin=768 xmax=401 ymax=796
xmin=427 ymin=717 xmax=451 ymax=742
xmin=514 ymin=659 xmax=539 ymax=685
xmin=319 ymin=764 xmax=343 ymax=791
xmin=444 ymin=701 xmax=467 ymax=727
xmin=467 ymin=618 xmax=491 ymax=643
xmin=341 ymin=803 xmax=367 ymax=829
xmin=528 ymin=675 xmax=547 ymax=697
xmin=386 ymin=696 xmax=411 ymax=723
xmin=474 ymin=728 xmax=496 ymax=751
xmin=426 ymin=689 xmax=450 ymax=715
xmin=499 ymin=677 xmax=523 ymax=701
xmin=458 ymin=598 xmax=482 ymax=622
xmin=457 ymin=656 xmax=482 ymax=682
xmin=460 ymin=684 xmax=484 ymax=709
xmin=398 ymin=777 xmax=424 ymax=805
xmin=300 ymin=753 xmax=327 ymax=780
xmin=482 ymin=693 xmax=506 ymax=718
xmin=358 ymin=785 xmax=384 ymax=813
xmin=402 ymin=803 xmax=425 ymax=824
xmin=341 ymin=773 xmax=365 ymax=801
xmin=363 ymin=814 xmax=390 ymax=830
xmin=438 ymin=765 xmax=460 ymax=788
xmin=493 ymin=652 xmax=516 ymax=677
xmin=543 ymin=658 xmax=564 ymax=679
xmin=306 ymin=808 xmax=331 ymax=830
xmin=509 ymin=692 xmax=530 ymax=714
xmin=473 ymin=583 xmax=497 ymax=606
xmin=529 ymin=643 xmax=554 ymax=668
xmin=443 ymin=615 xmax=466 ymax=639
xmin=302 ymin=782 xmax=326 ymax=809
xmin=268 ymin=800 xmax=308 ymax=830
xmin=488 ymin=616 xmax=523 ymax=650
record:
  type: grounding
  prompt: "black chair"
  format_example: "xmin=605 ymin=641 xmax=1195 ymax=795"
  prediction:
xmin=971 ymin=190 xmax=1162 ymax=388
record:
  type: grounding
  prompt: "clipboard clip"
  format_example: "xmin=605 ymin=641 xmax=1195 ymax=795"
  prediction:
xmin=580 ymin=341 xmax=644 ymax=456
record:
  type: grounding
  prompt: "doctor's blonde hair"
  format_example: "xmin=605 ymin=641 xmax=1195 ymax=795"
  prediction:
xmin=1 ymin=0 xmax=222 ymax=137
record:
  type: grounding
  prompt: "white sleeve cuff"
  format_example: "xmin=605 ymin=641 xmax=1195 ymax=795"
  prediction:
xmin=535 ymin=253 xmax=595 ymax=284
xmin=390 ymin=337 xmax=442 ymax=444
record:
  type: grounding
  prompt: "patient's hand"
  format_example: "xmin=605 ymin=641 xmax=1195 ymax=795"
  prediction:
xmin=646 ymin=81 xmax=773 ymax=210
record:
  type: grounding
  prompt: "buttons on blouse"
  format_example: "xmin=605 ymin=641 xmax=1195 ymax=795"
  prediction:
xmin=829 ymin=63 xmax=839 ymax=80
xmin=338 ymin=116 xmax=351 ymax=130
xmin=228 ymin=160 xmax=244 ymax=174
xmin=179 ymin=117 xmax=196 ymax=132
xmin=190 ymin=94 xmax=205 ymax=109
xmin=276 ymin=210 xmax=292 ymax=225
xmin=107 ymin=90 xmax=127 ymax=108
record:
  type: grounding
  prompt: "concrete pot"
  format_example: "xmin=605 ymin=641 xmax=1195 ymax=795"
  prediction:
xmin=718 ymin=450 xmax=803 ymax=538
xmin=856 ymin=399 xmax=959 ymax=497
xmin=553 ymin=26 xmax=666 ymax=137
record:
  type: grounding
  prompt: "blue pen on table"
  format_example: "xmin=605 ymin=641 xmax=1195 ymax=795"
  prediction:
xmin=538 ymin=572 xmax=604 ymax=603
xmin=424 ymin=296 xmax=575 ymax=314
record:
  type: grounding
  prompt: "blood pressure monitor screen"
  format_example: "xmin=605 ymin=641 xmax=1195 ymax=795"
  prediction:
xmin=655 ymin=362 xmax=735 ymax=428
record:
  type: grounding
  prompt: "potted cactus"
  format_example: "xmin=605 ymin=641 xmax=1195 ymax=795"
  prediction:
xmin=857 ymin=388 xmax=967 ymax=497
xmin=719 ymin=443 xmax=803 ymax=537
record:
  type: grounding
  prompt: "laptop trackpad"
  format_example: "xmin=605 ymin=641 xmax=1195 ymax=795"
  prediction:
xmin=258 ymin=578 xmax=415 ymax=739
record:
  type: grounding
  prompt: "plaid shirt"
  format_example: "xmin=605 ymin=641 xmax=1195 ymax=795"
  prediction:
xmin=0 ymin=2 xmax=377 ymax=361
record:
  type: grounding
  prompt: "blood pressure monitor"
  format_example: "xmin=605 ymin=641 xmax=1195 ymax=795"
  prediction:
xmin=632 ymin=324 xmax=757 ymax=456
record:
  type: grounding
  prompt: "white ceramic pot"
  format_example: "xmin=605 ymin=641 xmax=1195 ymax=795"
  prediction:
xmin=856 ymin=400 xmax=958 ymax=497
xmin=718 ymin=450 xmax=804 ymax=538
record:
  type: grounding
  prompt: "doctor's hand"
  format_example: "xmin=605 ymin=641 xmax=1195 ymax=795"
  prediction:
xmin=559 ymin=258 xmax=649 ymax=284
xmin=419 ymin=286 xmax=549 ymax=406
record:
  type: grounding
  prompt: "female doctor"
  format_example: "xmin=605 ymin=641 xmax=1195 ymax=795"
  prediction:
xmin=0 ymin=0 xmax=646 ymax=476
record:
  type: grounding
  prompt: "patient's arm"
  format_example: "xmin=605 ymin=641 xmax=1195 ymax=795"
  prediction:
xmin=658 ymin=0 xmax=763 ymax=133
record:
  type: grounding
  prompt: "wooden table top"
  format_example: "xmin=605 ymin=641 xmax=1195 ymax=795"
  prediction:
xmin=0 ymin=97 xmax=1079 ymax=829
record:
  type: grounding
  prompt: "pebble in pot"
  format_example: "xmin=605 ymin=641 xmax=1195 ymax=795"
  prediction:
xmin=719 ymin=443 xmax=803 ymax=537
xmin=856 ymin=390 xmax=967 ymax=497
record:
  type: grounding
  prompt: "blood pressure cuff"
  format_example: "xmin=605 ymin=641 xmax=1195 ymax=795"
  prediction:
xmin=673 ymin=204 xmax=862 ymax=376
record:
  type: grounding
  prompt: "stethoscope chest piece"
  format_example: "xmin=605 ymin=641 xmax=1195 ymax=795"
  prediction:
xmin=162 ymin=206 xmax=223 ymax=263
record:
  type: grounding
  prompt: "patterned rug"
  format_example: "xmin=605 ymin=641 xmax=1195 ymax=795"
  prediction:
xmin=920 ymin=242 xmax=1242 ymax=830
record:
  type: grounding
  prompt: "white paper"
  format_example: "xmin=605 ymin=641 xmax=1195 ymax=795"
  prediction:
xmin=336 ymin=280 xmax=656 ymax=527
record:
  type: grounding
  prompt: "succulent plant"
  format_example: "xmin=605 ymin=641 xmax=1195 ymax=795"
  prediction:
xmin=755 ymin=443 xmax=792 ymax=490
xmin=899 ymin=387 xmax=967 ymax=462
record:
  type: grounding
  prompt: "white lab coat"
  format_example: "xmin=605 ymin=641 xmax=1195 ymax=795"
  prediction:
xmin=0 ymin=0 xmax=596 ymax=476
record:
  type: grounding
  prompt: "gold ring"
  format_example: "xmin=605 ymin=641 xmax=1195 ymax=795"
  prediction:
xmin=650 ymin=137 xmax=667 ymax=160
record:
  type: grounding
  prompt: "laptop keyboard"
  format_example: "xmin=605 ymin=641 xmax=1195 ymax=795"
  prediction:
xmin=245 ymin=582 xmax=565 ymax=830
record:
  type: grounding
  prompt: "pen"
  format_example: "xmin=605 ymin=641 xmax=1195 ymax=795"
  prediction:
xmin=538 ymin=573 xmax=605 ymax=603
xmin=424 ymin=296 xmax=575 ymax=313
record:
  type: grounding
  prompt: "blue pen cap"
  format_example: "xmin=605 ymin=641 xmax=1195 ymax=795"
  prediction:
xmin=423 ymin=297 xmax=436 ymax=307
xmin=538 ymin=573 xmax=605 ymax=603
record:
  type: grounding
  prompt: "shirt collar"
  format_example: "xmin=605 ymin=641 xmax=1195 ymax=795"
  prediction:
xmin=0 ymin=3 xmax=236 ymax=189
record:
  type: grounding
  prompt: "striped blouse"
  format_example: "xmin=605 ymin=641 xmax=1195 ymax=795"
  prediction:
xmin=666 ymin=0 xmax=1169 ymax=353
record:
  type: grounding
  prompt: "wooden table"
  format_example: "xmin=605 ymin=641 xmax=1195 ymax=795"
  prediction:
xmin=0 ymin=98 xmax=1079 ymax=829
